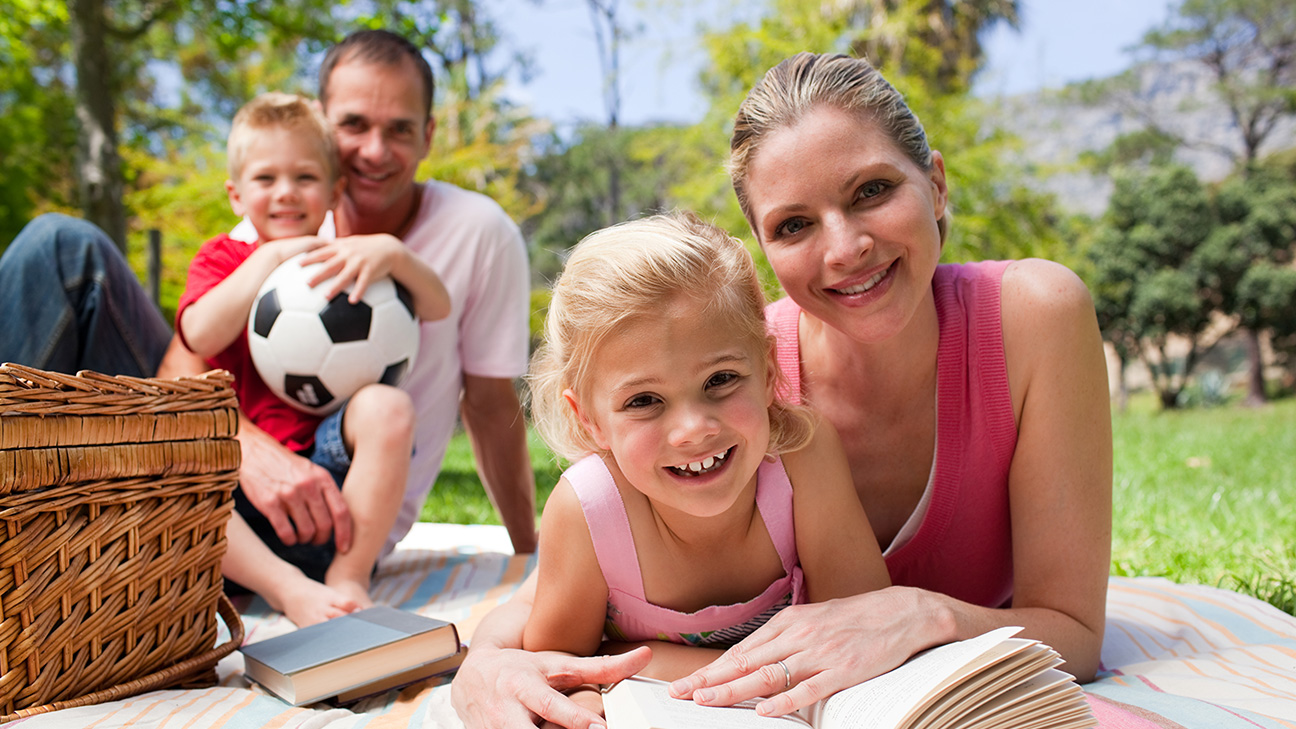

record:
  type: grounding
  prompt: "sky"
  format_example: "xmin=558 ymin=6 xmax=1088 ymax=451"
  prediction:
xmin=495 ymin=0 xmax=1176 ymax=129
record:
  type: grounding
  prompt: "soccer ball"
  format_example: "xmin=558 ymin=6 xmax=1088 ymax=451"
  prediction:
xmin=247 ymin=252 xmax=420 ymax=416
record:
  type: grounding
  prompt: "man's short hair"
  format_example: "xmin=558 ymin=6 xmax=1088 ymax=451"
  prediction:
xmin=227 ymin=91 xmax=340 ymax=181
xmin=319 ymin=29 xmax=435 ymax=121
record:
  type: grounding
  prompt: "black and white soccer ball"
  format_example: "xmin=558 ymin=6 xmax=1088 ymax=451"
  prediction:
xmin=247 ymin=252 xmax=420 ymax=416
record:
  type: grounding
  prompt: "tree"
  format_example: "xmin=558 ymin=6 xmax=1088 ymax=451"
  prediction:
xmin=0 ymin=2 xmax=78 ymax=248
xmin=1088 ymin=165 xmax=1218 ymax=409
xmin=834 ymin=0 xmax=1020 ymax=95
xmin=1137 ymin=0 xmax=1296 ymax=402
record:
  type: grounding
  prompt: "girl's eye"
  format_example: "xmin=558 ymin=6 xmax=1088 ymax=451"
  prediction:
xmin=624 ymin=394 xmax=659 ymax=410
xmin=706 ymin=371 xmax=739 ymax=389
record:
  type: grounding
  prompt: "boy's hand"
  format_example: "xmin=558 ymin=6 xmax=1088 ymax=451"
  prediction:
xmin=299 ymin=234 xmax=406 ymax=303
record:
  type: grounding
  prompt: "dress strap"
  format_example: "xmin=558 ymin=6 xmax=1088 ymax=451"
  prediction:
xmin=565 ymin=455 xmax=646 ymax=600
xmin=755 ymin=457 xmax=799 ymax=575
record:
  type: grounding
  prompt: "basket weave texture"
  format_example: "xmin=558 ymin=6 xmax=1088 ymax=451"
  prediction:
xmin=0 ymin=363 xmax=244 ymax=721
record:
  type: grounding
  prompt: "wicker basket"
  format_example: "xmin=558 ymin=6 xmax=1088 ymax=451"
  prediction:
xmin=0 ymin=363 xmax=245 ymax=722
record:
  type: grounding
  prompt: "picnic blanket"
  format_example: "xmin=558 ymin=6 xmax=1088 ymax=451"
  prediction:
xmin=6 ymin=523 xmax=1295 ymax=728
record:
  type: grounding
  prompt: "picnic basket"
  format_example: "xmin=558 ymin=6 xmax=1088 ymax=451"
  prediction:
xmin=0 ymin=363 xmax=245 ymax=722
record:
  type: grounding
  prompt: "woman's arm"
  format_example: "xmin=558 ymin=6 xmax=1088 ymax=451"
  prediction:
xmin=783 ymin=419 xmax=891 ymax=602
xmin=670 ymin=259 xmax=1112 ymax=717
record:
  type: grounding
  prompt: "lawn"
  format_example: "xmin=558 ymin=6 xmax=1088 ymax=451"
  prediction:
xmin=422 ymin=395 xmax=1296 ymax=615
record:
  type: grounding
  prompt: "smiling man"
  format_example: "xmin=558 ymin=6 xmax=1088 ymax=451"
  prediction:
xmin=214 ymin=29 xmax=539 ymax=562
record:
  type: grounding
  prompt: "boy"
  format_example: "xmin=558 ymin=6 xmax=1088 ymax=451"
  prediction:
xmin=178 ymin=92 xmax=451 ymax=626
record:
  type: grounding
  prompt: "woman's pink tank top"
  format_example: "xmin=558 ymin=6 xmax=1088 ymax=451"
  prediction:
xmin=767 ymin=261 xmax=1017 ymax=608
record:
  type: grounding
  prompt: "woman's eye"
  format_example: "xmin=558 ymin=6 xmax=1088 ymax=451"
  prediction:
xmin=857 ymin=180 xmax=888 ymax=200
xmin=774 ymin=218 xmax=808 ymax=237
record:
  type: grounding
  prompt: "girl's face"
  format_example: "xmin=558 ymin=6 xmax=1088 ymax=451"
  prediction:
xmin=745 ymin=106 xmax=947 ymax=344
xmin=566 ymin=295 xmax=775 ymax=519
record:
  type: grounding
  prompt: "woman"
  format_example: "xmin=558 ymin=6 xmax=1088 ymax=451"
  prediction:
xmin=451 ymin=52 xmax=1111 ymax=728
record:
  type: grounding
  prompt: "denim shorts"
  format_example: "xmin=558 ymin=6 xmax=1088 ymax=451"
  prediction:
xmin=226 ymin=405 xmax=352 ymax=595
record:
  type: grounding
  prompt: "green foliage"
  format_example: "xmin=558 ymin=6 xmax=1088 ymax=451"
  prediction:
xmin=1139 ymin=0 xmax=1296 ymax=167
xmin=1088 ymin=165 xmax=1219 ymax=407
xmin=0 ymin=1 xmax=76 ymax=246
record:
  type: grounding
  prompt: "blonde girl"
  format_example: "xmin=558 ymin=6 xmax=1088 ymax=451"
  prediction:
xmin=521 ymin=212 xmax=890 ymax=705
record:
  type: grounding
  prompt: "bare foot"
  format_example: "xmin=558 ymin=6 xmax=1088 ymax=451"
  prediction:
xmin=325 ymin=562 xmax=375 ymax=611
xmin=275 ymin=577 xmax=363 ymax=627
xmin=325 ymin=575 xmax=375 ymax=611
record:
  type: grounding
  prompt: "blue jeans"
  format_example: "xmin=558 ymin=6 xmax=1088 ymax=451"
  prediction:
xmin=0 ymin=213 xmax=171 ymax=375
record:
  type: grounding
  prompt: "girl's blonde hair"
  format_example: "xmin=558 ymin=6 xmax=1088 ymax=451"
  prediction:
xmin=227 ymin=91 xmax=340 ymax=182
xmin=729 ymin=52 xmax=948 ymax=243
xmin=529 ymin=211 xmax=815 ymax=462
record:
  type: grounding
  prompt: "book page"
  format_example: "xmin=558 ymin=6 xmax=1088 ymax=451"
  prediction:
xmin=603 ymin=677 xmax=813 ymax=729
xmin=812 ymin=627 xmax=1023 ymax=729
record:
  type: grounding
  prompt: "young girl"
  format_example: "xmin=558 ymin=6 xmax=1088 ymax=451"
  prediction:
xmin=523 ymin=212 xmax=891 ymax=701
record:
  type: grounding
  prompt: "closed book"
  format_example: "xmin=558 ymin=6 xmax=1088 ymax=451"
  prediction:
xmin=240 ymin=606 xmax=460 ymax=706
xmin=332 ymin=641 xmax=468 ymax=704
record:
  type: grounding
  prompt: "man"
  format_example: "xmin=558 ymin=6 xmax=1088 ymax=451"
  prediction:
xmin=0 ymin=29 xmax=538 ymax=559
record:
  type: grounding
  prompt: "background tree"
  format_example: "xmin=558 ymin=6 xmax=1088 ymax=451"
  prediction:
xmin=0 ymin=3 xmax=78 ymax=246
xmin=1089 ymin=165 xmax=1219 ymax=409
xmin=834 ymin=0 xmax=1019 ymax=95
xmin=1134 ymin=0 xmax=1296 ymax=402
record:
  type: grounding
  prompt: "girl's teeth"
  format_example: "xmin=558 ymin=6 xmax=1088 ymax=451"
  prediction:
xmin=680 ymin=451 xmax=727 ymax=474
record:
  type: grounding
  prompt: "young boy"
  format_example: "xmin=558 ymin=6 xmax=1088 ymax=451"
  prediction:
xmin=177 ymin=92 xmax=451 ymax=627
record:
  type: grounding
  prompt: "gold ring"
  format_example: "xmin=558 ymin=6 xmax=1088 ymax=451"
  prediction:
xmin=776 ymin=659 xmax=791 ymax=690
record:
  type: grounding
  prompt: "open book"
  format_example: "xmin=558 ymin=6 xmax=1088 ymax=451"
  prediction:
xmin=602 ymin=627 xmax=1094 ymax=729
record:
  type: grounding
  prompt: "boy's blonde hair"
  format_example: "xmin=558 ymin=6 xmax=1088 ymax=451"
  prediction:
xmin=227 ymin=92 xmax=340 ymax=181
xmin=529 ymin=211 xmax=816 ymax=463
xmin=729 ymin=52 xmax=948 ymax=244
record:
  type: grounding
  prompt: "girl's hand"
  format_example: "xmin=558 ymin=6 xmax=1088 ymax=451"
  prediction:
xmin=668 ymin=587 xmax=951 ymax=717
xmin=299 ymin=233 xmax=406 ymax=303
xmin=539 ymin=685 xmax=605 ymax=729
xmin=451 ymin=645 xmax=650 ymax=729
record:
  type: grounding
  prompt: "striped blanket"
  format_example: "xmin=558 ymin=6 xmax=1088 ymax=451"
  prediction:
xmin=6 ymin=524 xmax=1294 ymax=728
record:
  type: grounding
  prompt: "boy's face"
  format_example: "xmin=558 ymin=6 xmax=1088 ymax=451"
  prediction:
xmin=226 ymin=126 xmax=344 ymax=242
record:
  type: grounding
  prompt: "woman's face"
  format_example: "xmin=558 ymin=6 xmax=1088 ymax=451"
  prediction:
xmin=745 ymin=106 xmax=947 ymax=344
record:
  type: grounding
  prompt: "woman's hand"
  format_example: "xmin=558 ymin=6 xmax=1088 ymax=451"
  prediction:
xmin=668 ymin=587 xmax=953 ymax=717
xmin=451 ymin=645 xmax=650 ymax=729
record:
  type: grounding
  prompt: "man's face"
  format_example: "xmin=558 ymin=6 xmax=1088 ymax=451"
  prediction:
xmin=322 ymin=55 xmax=434 ymax=225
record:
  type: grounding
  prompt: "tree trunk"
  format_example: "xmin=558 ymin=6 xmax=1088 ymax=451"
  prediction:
xmin=1243 ymin=326 xmax=1268 ymax=406
xmin=71 ymin=0 xmax=127 ymax=251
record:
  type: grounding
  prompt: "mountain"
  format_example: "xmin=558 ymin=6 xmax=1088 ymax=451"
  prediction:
xmin=989 ymin=60 xmax=1296 ymax=216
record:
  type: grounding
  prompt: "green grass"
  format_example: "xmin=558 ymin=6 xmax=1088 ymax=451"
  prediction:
xmin=1110 ymin=393 xmax=1296 ymax=614
xmin=421 ymin=395 xmax=1296 ymax=615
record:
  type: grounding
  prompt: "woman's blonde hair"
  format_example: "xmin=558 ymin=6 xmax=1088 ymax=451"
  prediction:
xmin=227 ymin=91 xmax=340 ymax=182
xmin=529 ymin=211 xmax=815 ymax=463
xmin=729 ymin=52 xmax=948 ymax=243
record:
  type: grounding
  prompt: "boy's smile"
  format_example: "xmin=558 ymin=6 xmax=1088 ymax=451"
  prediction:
xmin=226 ymin=127 xmax=342 ymax=243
